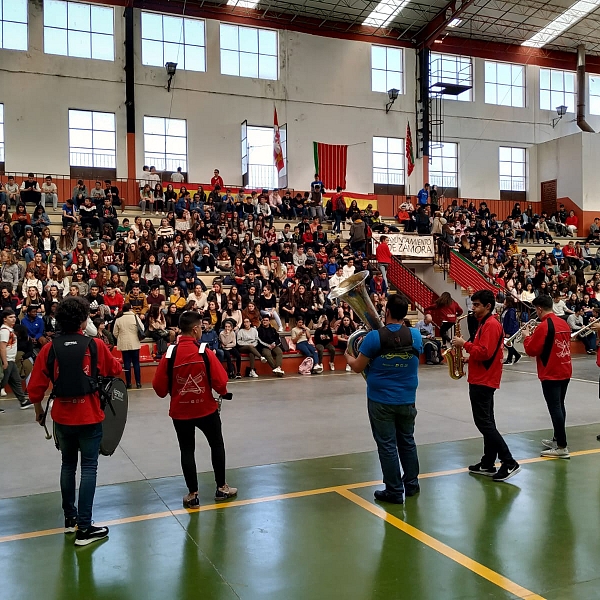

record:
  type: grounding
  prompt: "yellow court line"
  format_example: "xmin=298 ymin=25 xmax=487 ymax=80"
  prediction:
xmin=336 ymin=488 xmax=546 ymax=600
xmin=2 ymin=447 xmax=600 ymax=545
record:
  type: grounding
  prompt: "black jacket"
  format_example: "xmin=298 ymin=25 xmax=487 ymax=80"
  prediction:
xmin=257 ymin=324 xmax=281 ymax=350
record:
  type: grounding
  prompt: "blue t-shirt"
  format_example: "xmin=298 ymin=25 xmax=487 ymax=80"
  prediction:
xmin=359 ymin=324 xmax=422 ymax=406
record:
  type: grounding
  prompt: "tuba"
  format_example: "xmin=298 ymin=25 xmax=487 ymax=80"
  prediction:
xmin=442 ymin=314 xmax=469 ymax=380
xmin=329 ymin=271 xmax=384 ymax=377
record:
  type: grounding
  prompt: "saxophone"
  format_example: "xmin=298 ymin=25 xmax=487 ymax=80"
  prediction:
xmin=442 ymin=314 xmax=469 ymax=380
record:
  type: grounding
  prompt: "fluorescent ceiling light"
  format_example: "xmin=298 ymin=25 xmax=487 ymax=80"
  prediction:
xmin=522 ymin=0 xmax=600 ymax=48
xmin=227 ymin=0 xmax=259 ymax=8
xmin=363 ymin=0 xmax=412 ymax=28
xmin=448 ymin=18 xmax=462 ymax=27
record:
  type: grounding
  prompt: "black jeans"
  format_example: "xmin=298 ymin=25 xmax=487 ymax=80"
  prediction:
xmin=541 ymin=379 xmax=569 ymax=448
xmin=506 ymin=345 xmax=521 ymax=362
xmin=172 ymin=410 xmax=226 ymax=493
xmin=122 ymin=349 xmax=140 ymax=386
xmin=469 ymin=384 xmax=515 ymax=467
xmin=223 ymin=347 xmax=241 ymax=375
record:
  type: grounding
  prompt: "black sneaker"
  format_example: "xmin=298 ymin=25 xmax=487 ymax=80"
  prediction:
xmin=492 ymin=462 xmax=521 ymax=482
xmin=0 ymin=407 xmax=4 ymax=414
xmin=374 ymin=489 xmax=403 ymax=504
xmin=405 ymin=485 xmax=420 ymax=497
xmin=19 ymin=399 xmax=33 ymax=410
xmin=64 ymin=516 xmax=77 ymax=534
xmin=513 ymin=355 xmax=521 ymax=364
xmin=215 ymin=484 xmax=238 ymax=501
xmin=136 ymin=383 xmax=142 ymax=389
xmin=183 ymin=492 xmax=200 ymax=509
xmin=74 ymin=525 xmax=109 ymax=546
xmin=468 ymin=462 xmax=497 ymax=476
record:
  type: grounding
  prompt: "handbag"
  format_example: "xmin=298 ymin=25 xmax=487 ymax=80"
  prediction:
xmin=135 ymin=315 xmax=146 ymax=341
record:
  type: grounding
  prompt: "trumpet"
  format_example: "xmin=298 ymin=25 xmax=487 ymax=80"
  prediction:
xmin=504 ymin=318 xmax=540 ymax=347
xmin=571 ymin=317 xmax=600 ymax=339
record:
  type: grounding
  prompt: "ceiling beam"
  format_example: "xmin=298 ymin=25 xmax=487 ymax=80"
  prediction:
xmin=414 ymin=0 xmax=478 ymax=49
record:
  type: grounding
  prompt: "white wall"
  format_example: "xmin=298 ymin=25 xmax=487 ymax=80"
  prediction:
xmin=0 ymin=2 xmax=594 ymax=203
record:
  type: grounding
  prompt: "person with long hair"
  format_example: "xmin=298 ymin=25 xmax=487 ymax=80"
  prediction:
xmin=219 ymin=320 xmax=242 ymax=379
xmin=502 ymin=296 xmax=522 ymax=365
xmin=147 ymin=304 xmax=171 ymax=359
xmin=426 ymin=292 xmax=463 ymax=348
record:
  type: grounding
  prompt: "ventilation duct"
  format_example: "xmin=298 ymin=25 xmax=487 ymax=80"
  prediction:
xmin=577 ymin=44 xmax=595 ymax=133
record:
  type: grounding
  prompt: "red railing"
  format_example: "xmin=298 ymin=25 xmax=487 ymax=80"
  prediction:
xmin=388 ymin=256 xmax=439 ymax=312
xmin=449 ymin=251 xmax=499 ymax=295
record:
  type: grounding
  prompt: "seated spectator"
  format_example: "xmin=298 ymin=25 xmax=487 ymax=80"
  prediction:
xmin=22 ymin=304 xmax=49 ymax=348
xmin=290 ymin=316 xmax=323 ymax=373
xmin=12 ymin=203 xmax=31 ymax=239
xmin=19 ymin=226 xmax=37 ymax=265
xmin=205 ymin=300 xmax=222 ymax=331
xmin=104 ymin=180 xmax=121 ymax=209
xmin=257 ymin=314 xmax=284 ymax=377
xmin=126 ymin=285 xmax=149 ymax=321
xmin=41 ymin=176 xmax=58 ymax=210
xmin=258 ymin=284 xmax=282 ymax=331
xmin=565 ymin=210 xmax=578 ymax=237
xmin=236 ymin=317 xmax=266 ymax=378
xmin=222 ymin=299 xmax=242 ymax=330
xmin=169 ymin=285 xmax=187 ymax=313
xmin=415 ymin=314 xmax=441 ymax=365
xmin=241 ymin=300 xmax=261 ymax=327
xmin=313 ymin=317 xmax=336 ymax=371
xmin=20 ymin=173 xmax=41 ymax=206
xmin=147 ymin=304 xmax=171 ymax=359
xmin=369 ymin=270 xmax=388 ymax=297
xmin=62 ymin=198 xmax=78 ymax=229
xmin=334 ymin=315 xmax=356 ymax=372
xmin=4 ymin=176 xmax=20 ymax=207
xmin=219 ymin=320 xmax=242 ymax=379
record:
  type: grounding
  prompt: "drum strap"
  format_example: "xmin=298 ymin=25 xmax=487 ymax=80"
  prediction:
xmin=540 ymin=318 xmax=555 ymax=368
xmin=166 ymin=342 xmax=212 ymax=395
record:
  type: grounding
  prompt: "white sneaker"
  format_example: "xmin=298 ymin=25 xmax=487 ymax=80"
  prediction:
xmin=329 ymin=363 xmax=335 ymax=371
xmin=260 ymin=356 xmax=267 ymax=363
xmin=314 ymin=364 xmax=323 ymax=373
xmin=346 ymin=365 xmax=352 ymax=372
xmin=0 ymin=388 xmax=6 ymax=397
xmin=540 ymin=447 xmax=570 ymax=459
xmin=278 ymin=327 xmax=284 ymax=332
xmin=541 ymin=439 xmax=557 ymax=449
xmin=249 ymin=369 xmax=259 ymax=378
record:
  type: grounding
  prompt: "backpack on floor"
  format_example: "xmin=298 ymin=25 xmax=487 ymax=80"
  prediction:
xmin=298 ymin=357 xmax=313 ymax=375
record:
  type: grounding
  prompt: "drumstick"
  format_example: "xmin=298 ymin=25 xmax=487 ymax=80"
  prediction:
xmin=39 ymin=397 xmax=53 ymax=440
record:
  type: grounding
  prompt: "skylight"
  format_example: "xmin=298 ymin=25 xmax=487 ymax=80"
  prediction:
xmin=363 ymin=0 xmax=412 ymax=28
xmin=448 ymin=18 xmax=462 ymax=27
xmin=522 ymin=0 xmax=600 ymax=48
xmin=227 ymin=0 xmax=259 ymax=8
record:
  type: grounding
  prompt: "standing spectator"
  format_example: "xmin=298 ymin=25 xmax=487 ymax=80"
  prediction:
xmin=375 ymin=236 xmax=392 ymax=286
xmin=211 ymin=169 xmax=224 ymax=189
xmin=41 ymin=176 xmax=58 ymax=210
xmin=332 ymin=186 xmax=346 ymax=235
xmin=113 ymin=303 xmax=142 ymax=389
xmin=349 ymin=215 xmax=367 ymax=254
xmin=417 ymin=183 xmax=430 ymax=207
xmin=0 ymin=308 xmax=32 ymax=411
xmin=20 ymin=173 xmax=42 ymax=206
xmin=171 ymin=167 xmax=185 ymax=183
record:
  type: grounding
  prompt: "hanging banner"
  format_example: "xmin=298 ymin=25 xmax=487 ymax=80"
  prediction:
xmin=373 ymin=233 xmax=434 ymax=258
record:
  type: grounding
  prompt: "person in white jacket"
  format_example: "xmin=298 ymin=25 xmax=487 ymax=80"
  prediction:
xmin=236 ymin=318 xmax=266 ymax=378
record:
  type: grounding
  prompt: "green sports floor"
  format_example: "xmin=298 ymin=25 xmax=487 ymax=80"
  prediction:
xmin=3 ymin=423 xmax=600 ymax=600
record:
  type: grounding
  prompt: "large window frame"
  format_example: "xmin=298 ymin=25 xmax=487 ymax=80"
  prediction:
xmin=539 ymin=68 xmax=575 ymax=112
xmin=373 ymin=136 xmax=404 ymax=186
xmin=141 ymin=12 xmax=206 ymax=72
xmin=143 ymin=116 xmax=188 ymax=174
xmin=68 ymin=109 xmax=116 ymax=170
xmin=430 ymin=53 xmax=472 ymax=101
xmin=430 ymin=142 xmax=458 ymax=192
xmin=371 ymin=46 xmax=403 ymax=94
xmin=0 ymin=0 xmax=28 ymax=51
xmin=484 ymin=61 xmax=525 ymax=108
xmin=499 ymin=147 xmax=526 ymax=192
xmin=44 ymin=0 xmax=114 ymax=61
xmin=589 ymin=74 xmax=600 ymax=115
xmin=220 ymin=23 xmax=278 ymax=80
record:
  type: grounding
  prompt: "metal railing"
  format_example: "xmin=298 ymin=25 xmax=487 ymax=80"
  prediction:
xmin=388 ymin=256 xmax=439 ymax=313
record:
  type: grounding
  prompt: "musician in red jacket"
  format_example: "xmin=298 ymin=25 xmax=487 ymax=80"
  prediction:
xmin=452 ymin=290 xmax=521 ymax=482
xmin=30 ymin=296 xmax=122 ymax=546
xmin=523 ymin=294 xmax=572 ymax=459
xmin=153 ymin=310 xmax=237 ymax=508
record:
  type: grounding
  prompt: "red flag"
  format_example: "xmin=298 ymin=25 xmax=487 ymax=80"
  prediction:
xmin=273 ymin=108 xmax=284 ymax=174
xmin=313 ymin=142 xmax=348 ymax=189
xmin=406 ymin=122 xmax=415 ymax=177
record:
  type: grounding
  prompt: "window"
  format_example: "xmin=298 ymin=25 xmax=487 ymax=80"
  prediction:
xmin=484 ymin=61 xmax=525 ymax=107
xmin=539 ymin=68 xmax=575 ymax=112
xmin=590 ymin=74 xmax=600 ymax=115
xmin=245 ymin=126 xmax=278 ymax=189
xmin=373 ymin=137 xmax=404 ymax=185
xmin=0 ymin=0 xmax=28 ymax=51
xmin=499 ymin=147 xmax=526 ymax=192
xmin=430 ymin=143 xmax=458 ymax=189
xmin=430 ymin=53 xmax=472 ymax=101
xmin=69 ymin=109 xmax=116 ymax=168
xmin=371 ymin=46 xmax=403 ymax=94
xmin=44 ymin=0 xmax=114 ymax=61
xmin=141 ymin=12 xmax=205 ymax=72
xmin=143 ymin=116 xmax=187 ymax=172
xmin=220 ymin=24 xmax=278 ymax=80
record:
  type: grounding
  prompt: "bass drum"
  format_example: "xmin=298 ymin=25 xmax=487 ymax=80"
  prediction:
xmin=100 ymin=377 xmax=129 ymax=457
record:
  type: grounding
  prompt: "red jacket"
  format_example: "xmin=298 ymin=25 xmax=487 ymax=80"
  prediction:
xmin=152 ymin=336 xmax=228 ymax=420
xmin=28 ymin=335 xmax=123 ymax=425
xmin=523 ymin=313 xmax=572 ymax=381
xmin=426 ymin=301 xmax=463 ymax=324
xmin=376 ymin=241 xmax=392 ymax=265
xmin=464 ymin=315 xmax=504 ymax=389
